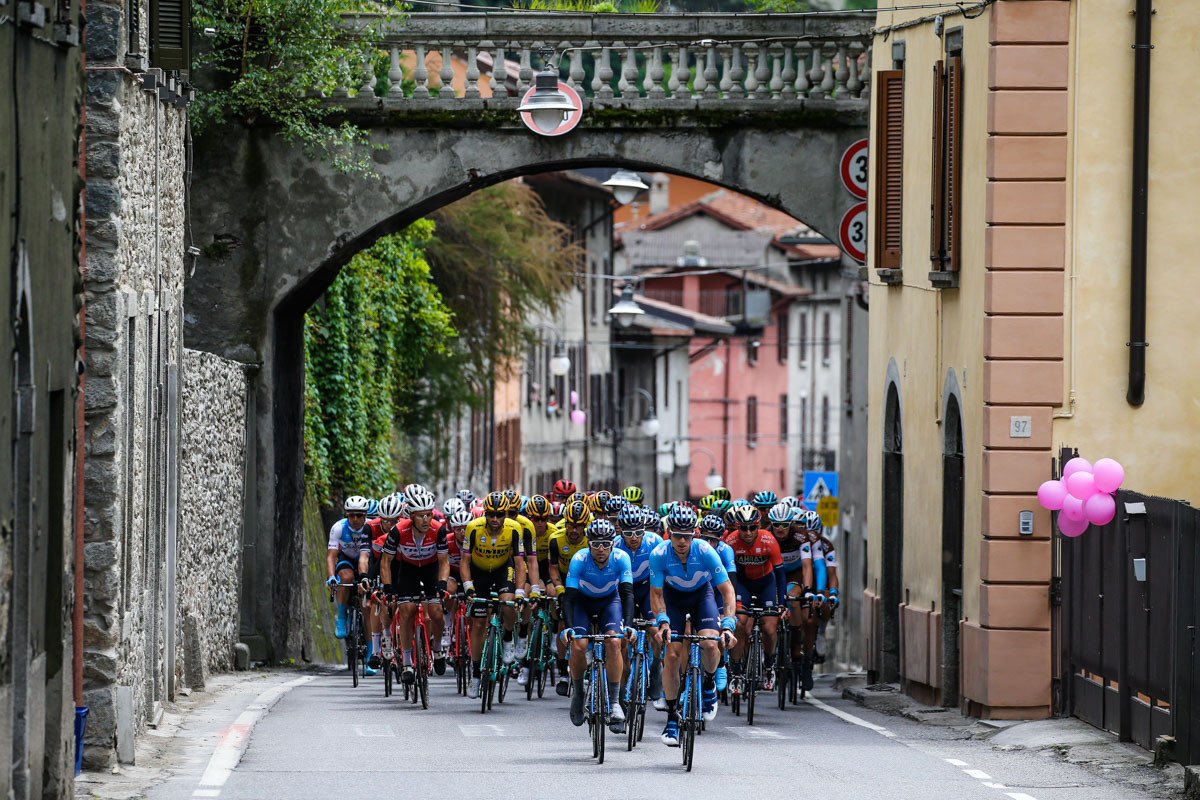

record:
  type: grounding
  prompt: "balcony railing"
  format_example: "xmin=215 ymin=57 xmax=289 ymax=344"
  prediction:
xmin=325 ymin=12 xmax=874 ymax=109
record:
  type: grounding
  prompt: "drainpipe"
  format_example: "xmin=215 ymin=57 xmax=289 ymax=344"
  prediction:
xmin=1126 ymin=0 xmax=1152 ymax=406
xmin=75 ymin=0 xmax=88 ymax=709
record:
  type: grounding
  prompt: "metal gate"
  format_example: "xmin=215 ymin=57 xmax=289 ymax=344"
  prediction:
xmin=1059 ymin=480 xmax=1200 ymax=761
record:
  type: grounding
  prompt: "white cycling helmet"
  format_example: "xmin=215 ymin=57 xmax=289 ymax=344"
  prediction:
xmin=405 ymin=487 xmax=436 ymax=514
xmin=378 ymin=495 xmax=404 ymax=519
xmin=344 ymin=495 xmax=370 ymax=513
xmin=448 ymin=509 xmax=473 ymax=528
xmin=443 ymin=498 xmax=466 ymax=518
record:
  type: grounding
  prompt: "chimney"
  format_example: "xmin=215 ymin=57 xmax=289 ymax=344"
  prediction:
xmin=649 ymin=172 xmax=670 ymax=215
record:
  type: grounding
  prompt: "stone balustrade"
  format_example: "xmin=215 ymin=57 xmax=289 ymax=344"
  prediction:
xmin=323 ymin=11 xmax=874 ymax=111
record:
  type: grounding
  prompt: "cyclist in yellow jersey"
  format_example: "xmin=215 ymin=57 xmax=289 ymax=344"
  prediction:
xmin=549 ymin=500 xmax=591 ymax=696
xmin=462 ymin=492 xmax=527 ymax=698
xmin=517 ymin=495 xmax=556 ymax=686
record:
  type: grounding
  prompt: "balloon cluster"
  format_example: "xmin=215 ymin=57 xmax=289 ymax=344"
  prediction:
xmin=1037 ymin=457 xmax=1125 ymax=537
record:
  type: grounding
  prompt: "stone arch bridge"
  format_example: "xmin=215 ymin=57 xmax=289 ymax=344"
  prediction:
xmin=184 ymin=11 xmax=874 ymax=658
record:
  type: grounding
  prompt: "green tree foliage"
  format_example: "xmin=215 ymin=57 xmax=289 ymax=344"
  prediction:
xmin=191 ymin=0 xmax=392 ymax=174
xmin=304 ymin=221 xmax=456 ymax=503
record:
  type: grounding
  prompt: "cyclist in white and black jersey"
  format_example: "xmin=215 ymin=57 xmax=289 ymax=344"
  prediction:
xmin=326 ymin=496 xmax=374 ymax=641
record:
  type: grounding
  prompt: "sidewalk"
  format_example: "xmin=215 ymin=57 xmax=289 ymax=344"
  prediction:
xmin=842 ymin=680 xmax=1186 ymax=800
xmin=74 ymin=666 xmax=326 ymax=800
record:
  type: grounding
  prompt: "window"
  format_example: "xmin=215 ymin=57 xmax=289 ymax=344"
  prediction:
xmin=930 ymin=53 xmax=963 ymax=277
xmin=777 ymin=312 xmax=789 ymax=363
xmin=874 ymin=68 xmax=905 ymax=272
xmin=150 ymin=0 xmax=190 ymax=71
xmin=798 ymin=312 xmax=808 ymax=363
xmin=820 ymin=395 xmax=830 ymax=450
xmin=779 ymin=393 xmax=788 ymax=443
xmin=746 ymin=396 xmax=758 ymax=448
xmin=822 ymin=312 xmax=831 ymax=363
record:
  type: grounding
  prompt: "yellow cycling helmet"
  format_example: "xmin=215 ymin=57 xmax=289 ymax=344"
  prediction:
xmin=711 ymin=486 xmax=731 ymax=502
xmin=501 ymin=488 xmax=520 ymax=510
xmin=622 ymin=486 xmax=644 ymax=505
xmin=563 ymin=500 xmax=591 ymax=526
xmin=525 ymin=494 xmax=552 ymax=519
xmin=699 ymin=494 xmax=716 ymax=510
xmin=483 ymin=492 xmax=508 ymax=513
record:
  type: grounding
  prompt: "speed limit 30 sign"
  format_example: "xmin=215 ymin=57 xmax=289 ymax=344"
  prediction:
xmin=839 ymin=202 xmax=867 ymax=264
xmin=839 ymin=139 xmax=868 ymax=199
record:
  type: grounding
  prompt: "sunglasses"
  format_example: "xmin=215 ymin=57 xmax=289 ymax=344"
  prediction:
xmin=771 ymin=522 xmax=790 ymax=528
xmin=669 ymin=531 xmax=694 ymax=539
xmin=589 ymin=540 xmax=614 ymax=550
xmin=736 ymin=524 xmax=756 ymax=531
xmin=485 ymin=511 xmax=505 ymax=518
xmin=347 ymin=512 xmax=366 ymax=518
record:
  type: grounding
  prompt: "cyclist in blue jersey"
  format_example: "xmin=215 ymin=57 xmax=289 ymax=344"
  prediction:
xmin=326 ymin=495 xmax=377 ymax=674
xmin=650 ymin=505 xmax=737 ymax=747
xmin=561 ymin=519 xmax=635 ymax=733
xmin=615 ymin=504 xmax=665 ymax=708
xmin=696 ymin=513 xmax=737 ymax=692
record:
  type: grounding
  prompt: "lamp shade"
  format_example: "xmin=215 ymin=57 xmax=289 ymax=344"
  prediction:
xmin=704 ymin=470 xmax=723 ymax=492
xmin=602 ymin=169 xmax=649 ymax=206
xmin=642 ymin=414 xmax=660 ymax=437
xmin=516 ymin=69 xmax=577 ymax=133
xmin=607 ymin=286 xmax=644 ymax=328
xmin=550 ymin=353 xmax=571 ymax=377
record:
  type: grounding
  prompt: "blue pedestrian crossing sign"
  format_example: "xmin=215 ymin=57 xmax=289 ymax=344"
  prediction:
xmin=803 ymin=471 xmax=838 ymax=506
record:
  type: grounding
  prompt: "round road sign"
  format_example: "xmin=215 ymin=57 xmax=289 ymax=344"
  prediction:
xmin=839 ymin=139 xmax=869 ymax=199
xmin=839 ymin=201 xmax=868 ymax=264
xmin=518 ymin=81 xmax=583 ymax=137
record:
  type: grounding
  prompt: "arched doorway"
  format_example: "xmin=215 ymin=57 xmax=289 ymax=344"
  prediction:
xmin=941 ymin=392 xmax=964 ymax=706
xmin=881 ymin=381 xmax=903 ymax=683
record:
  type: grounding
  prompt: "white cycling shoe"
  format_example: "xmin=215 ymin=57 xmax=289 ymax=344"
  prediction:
xmin=502 ymin=638 xmax=516 ymax=664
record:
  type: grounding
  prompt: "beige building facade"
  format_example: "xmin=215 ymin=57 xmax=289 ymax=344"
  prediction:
xmin=864 ymin=0 xmax=1200 ymax=719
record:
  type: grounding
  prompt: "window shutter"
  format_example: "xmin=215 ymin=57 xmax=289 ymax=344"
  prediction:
xmin=930 ymin=60 xmax=946 ymax=265
xmin=150 ymin=0 xmax=190 ymax=71
xmin=946 ymin=55 xmax=963 ymax=272
xmin=874 ymin=70 xmax=905 ymax=269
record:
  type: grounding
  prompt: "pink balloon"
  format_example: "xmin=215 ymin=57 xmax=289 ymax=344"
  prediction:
xmin=1037 ymin=479 xmax=1068 ymax=511
xmin=1065 ymin=470 xmax=1098 ymax=500
xmin=1092 ymin=458 xmax=1125 ymax=494
xmin=1062 ymin=493 xmax=1085 ymax=521
xmin=570 ymin=409 xmax=586 ymax=425
xmin=1058 ymin=514 xmax=1089 ymax=537
xmin=1062 ymin=457 xmax=1093 ymax=479
xmin=1085 ymin=492 xmax=1117 ymax=526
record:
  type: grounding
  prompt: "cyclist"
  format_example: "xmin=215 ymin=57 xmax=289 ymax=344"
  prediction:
xmin=379 ymin=487 xmax=449 ymax=682
xmin=696 ymin=513 xmax=737 ymax=691
xmin=751 ymin=490 xmax=778 ymax=519
xmin=549 ymin=500 xmax=591 ymax=695
xmin=605 ymin=494 xmax=627 ymax=524
xmin=615 ymin=504 xmax=665 ymax=707
xmin=326 ymin=496 xmax=373 ymax=651
xmin=517 ymin=495 xmax=554 ymax=685
xmin=650 ymin=505 xmax=737 ymax=746
xmin=551 ymin=478 xmax=577 ymax=503
xmin=441 ymin=508 xmax=472 ymax=654
xmin=710 ymin=486 xmax=732 ymax=503
xmin=367 ymin=495 xmax=406 ymax=670
xmin=698 ymin=494 xmax=716 ymax=517
xmin=621 ymin=485 xmax=644 ymax=507
xmin=462 ymin=492 xmax=528 ymax=697
xmin=808 ymin=512 xmax=840 ymax=667
xmin=504 ymin=490 xmax=542 ymax=662
xmin=455 ymin=489 xmax=476 ymax=508
xmin=561 ymin=519 xmax=634 ymax=732
xmin=724 ymin=504 xmax=786 ymax=688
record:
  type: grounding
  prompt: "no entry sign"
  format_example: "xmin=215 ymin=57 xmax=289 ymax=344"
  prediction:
xmin=839 ymin=202 xmax=868 ymax=264
xmin=839 ymin=139 xmax=868 ymax=199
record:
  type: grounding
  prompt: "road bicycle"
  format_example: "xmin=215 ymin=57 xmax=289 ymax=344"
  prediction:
xmin=623 ymin=619 xmax=656 ymax=750
xmin=330 ymin=582 xmax=367 ymax=688
xmin=580 ymin=632 xmax=623 ymax=764
xmin=394 ymin=594 xmax=434 ymax=709
xmin=473 ymin=593 xmax=518 ymax=714
xmin=670 ymin=632 xmax=720 ymax=772
xmin=525 ymin=598 xmax=555 ymax=701
xmin=730 ymin=605 xmax=780 ymax=726
xmin=775 ymin=614 xmax=791 ymax=710
xmin=446 ymin=592 xmax=471 ymax=696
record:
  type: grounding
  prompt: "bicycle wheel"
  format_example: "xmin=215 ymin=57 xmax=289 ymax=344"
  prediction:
xmin=747 ymin=631 xmax=760 ymax=726
xmin=596 ymin=666 xmax=608 ymax=764
xmin=348 ymin=613 xmax=360 ymax=689
xmin=626 ymin=658 xmax=641 ymax=751
xmin=384 ymin=654 xmax=392 ymax=697
xmin=684 ymin=671 xmax=699 ymax=771
xmin=497 ymin=661 xmax=510 ymax=704
xmin=479 ymin=632 xmax=494 ymax=714
xmin=417 ymin=631 xmax=430 ymax=710
xmin=537 ymin=653 xmax=548 ymax=698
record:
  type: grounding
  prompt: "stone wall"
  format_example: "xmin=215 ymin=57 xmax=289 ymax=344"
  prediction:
xmin=177 ymin=350 xmax=247 ymax=683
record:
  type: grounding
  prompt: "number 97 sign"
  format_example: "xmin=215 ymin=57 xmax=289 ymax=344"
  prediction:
xmin=839 ymin=202 xmax=867 ymax=264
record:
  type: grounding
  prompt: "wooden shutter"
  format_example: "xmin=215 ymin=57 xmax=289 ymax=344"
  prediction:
xmin=874 ymin=70 xmax=904 ymax=269
xmin=150 ymin=0 xmax=190 ymax=71
xmin=946 ymin=56 xmax=963 ymax=272
xmin=930 ymin=60 xmax=946 ymax=265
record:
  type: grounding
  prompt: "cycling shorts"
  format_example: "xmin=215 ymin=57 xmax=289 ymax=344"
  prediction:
xmin=736 ymin=573 xmax=778 ymax=609
xmin=470 ymin=565 xmax=516 ymax=616
xmin=570 ymin=592 xmax=623 ymax=638
xmin=537 ymin=559 xmax=550 ymax=587
xmin=663 ymin=584 xmax=720 ymax=634
xmin=392 ymin=560 xmax=439 ymax=600
xmin=334 ymin=559 xmax=360 ymax=582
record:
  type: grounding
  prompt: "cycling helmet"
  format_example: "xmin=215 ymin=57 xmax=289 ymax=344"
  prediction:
xmin=803 ymin=509 xmax=823 ymax=532
xmin=711 ymin=487 xmax=731 ymax=502
xmin=698 ymin=494 xmax=715 ymax=510
xmin=456 ymin=489 xmax=476 ymax=506
xmin=405 ymin=487 xmax=436 ymax=513
xmin=550 ymin=501 xmax=564 ymax=517
xmin=563 ymin=500 xmax=591 ymax=526
xmin=781 ymin=495 xmax=800 ymax=509
xmin=502 ymin=489 xmax=520 ymax=510
xmin=568 ymin=491 xmax=588 ymax=505
xmin=617 ymin=504 xmax=645 ymax=533
xmin=483 ymin=492 xmax=508 ymax=514
xmin=658 ymin=503 xmax=674 ymax=518
xmin=403 ymin=483 xmax=428 ymax=498
xmin=666 ymin=504 xmax=698 ymax=533
xmin=767 ymin=502 xmax=793 ymax=524
xmin=525 ymin=495 xmax=552 ymax=519
xmin=448 ymin=509 xmax=473 ymax=528
xmin=344 ymin=495 xmax=370 ymax=513
xmin=586 ymin=518 xmax=617 ymax=543
xmin=443 ymin=498 xmax=466 ymax=518
xmin=622 ymin=486 xmax=644 ymax=505
xmin=712 ymin=499 xmax=732 ymax=515
xmin=728 ymin=504 xmax=760 ymax=527
xmin=731 ymin=498 xmax=751 ymax=508
xmin=366 ymin=498 xmax=380 ymax=517
xmin=698 ymin=514 xmax=726 ymax=539
xmin=552 ymin=478 xmax=577 ymax=498
xmin=752 ymin=490 xmax=778 ymax=509
xmin=642 ymin=506 xmax=661 ymax=528
xmin=589 ymin=490 xmax=613 ymax=514
xmin=605 ymin=495 xmax=628 ymax=515
xmin=378 ymin=495 xmax=405 ymax=519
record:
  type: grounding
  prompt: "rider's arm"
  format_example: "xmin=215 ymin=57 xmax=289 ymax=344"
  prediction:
xmin=380 ymin=551 xmax=393 ymax=589
xmin=619 ymin=582 xmax=634 ymax=628
xmin=460 ymin=530 xmax=474 ymax=586
xmin=561 ymin=586 xmax=579 ymax=632
xmin=717 ymin=579 xmax=737 ymax=621
xmin=525 ymin=556 xmax=541 ymax=590
xmin=650 ymin=585 xmax=666 ymax=618
xmin=437 ymin=551 xmax=450 ymax=585
xmin=326 ymin=548 xmax=339 ymax=580
xmin=358 ymin=546 xmax=370 ymax=576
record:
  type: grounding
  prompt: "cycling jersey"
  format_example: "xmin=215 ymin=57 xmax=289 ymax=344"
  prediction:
xmin=548 ymin=530 xmax=589 ymax=575
xmin=649 ymin=539 xmax=730 ymax=592
xmin=812 ymin=538 xmax=837 ymax=591
xmin=775 ymin=530 xmax=812 ymax=573
xmin=464 ymin=516 xmax=526 ymax=571
xmin=445 ymin=533 xmax=463 ymax=572
xmin=615 ymin=531 xmax=664 ymax=583
xmin=530 ymin=518 xmax=555 ymax=560
xmin=723 ymin=529 xmax=783 ymax=582
xmin=379 ymin=518 xmax=448 ymax=566
xmin=512 ymin=514 xmax=538 ymax=557
xmin=565 ymin=549 xmax=633 ymax=597
xmin=327 ymin=518 xmax=371 ymax=562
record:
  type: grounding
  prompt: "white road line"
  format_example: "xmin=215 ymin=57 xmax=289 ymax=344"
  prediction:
xmin=983 ymin=782 xmax=1008 ymax=790
xmin=803 ymin=696 xmax=896 ymax=738
xmin=1005 ymin=794 xmax=1039 ymax=800
xmin=192 ymin=792 xmax=221 ymax=798
xmin=945 ymin=758 xmax=970 ymax=767
xmin=963 ymin=769 xmax=994 ymax=780
xmin=459 ymin=724 xmax=513 ymax=737
xmin=197 ymin=675 xmax=316 ymax=789
xmin=724 ymin=726 xmax=792 ymax=739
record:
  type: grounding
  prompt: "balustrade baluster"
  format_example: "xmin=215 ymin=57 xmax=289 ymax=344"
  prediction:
xmin=332 ymin=57 xmax=350 ymax=99
xmin=412 ymin=45 xmax=430 ymax=99
xmin=569 ymin=44 xmax=586 ymax=92
xmin=719 ymin=47 xmax=733 ymax=95
xmin=647 ymin=45 xmax=665 ymax=99
xmin=769 ymin=45 xmax=784 ymax=100
xmin=358 ymin=57 xmax=377 ymax=99
xmin=834 ymin=43 xmax=849 ymax=97
xmin=464 ymin=44 xmax=481 ymax=99
xmin=754 ymin=43 xmax=771 ymax=98
xmin=727 ymin=44 xmax=745 ymax=99
xmin=744 ymin=44 xmax=760 ymax=96
xmin=860 ymin=43 xmax=872 ymax=98
xmin=621 ymin=43 xmax=639 ymax=99
xmin=795 ymin=43 xmax=811 ymax=96
xmin=388 ymin=46 xmax=404 ymax=100
xmin=703 ymin=44 xmax=719 ymax=97
xmin=595 ymin=45 xmax=614 ymax=99
xmin=807 ymin=43 xmax=823 ymax=98
xmin=691 ymin=45 xmax=708 ymax=96
xmin=846 ymin=43 xmax=862 ymax=98
xmin=516 ymin=44 xmax=533 ymax=95
xmin=780 ymin=43 xmax=797 ymax=101
xmin=495 ymin=42 xmax=512 ymax=97
xmin=819 ymin=44 xmax=835 ymax=97
xmin=669 ymin=44 xmax=688 ymax=99
xmin=440 ymin=42 xmax=455 ymax=98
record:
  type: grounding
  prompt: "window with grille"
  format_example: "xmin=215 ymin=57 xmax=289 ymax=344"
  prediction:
xmin=777 ymin=312 xmax=789 ymax=363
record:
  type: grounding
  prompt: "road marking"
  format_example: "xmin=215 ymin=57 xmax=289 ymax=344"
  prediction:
xmin=983 ymin=783 xmax=1008 ymax=790
xmin=196 ymin=674 xmax=316 ymax=791
xmin=945 ymin=758 xmax=970 ymax=767
xmin=458 ymin=724 xmax=520 ymax=737
xmin=1005 ymin=794 xmax=1039 ymax=800
xmin=724 ymin=726 xmax=792 ymax=739
xmin=803 ymin=695 xmax=895 ymax=738
xmin=963 ymin=769 xmax=994 ymax=780
xmin=353 ymin=724 xmax=396 ymax=737
xmin=193 ymin=792 xmax=221 ymax=798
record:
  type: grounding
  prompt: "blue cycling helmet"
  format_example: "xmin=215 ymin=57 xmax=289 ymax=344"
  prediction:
xmin=698 ymin=514 xmax=725 ymax=538
xmin=731 ymin=498 xmax=751 ymax=508
xmin=617 ymin=504 xmax=645 ymax=533
xmin=752 ymin=490 xmax=778 ymax=509
xmin=666 ymin=504 xmax=698 ymax=533
xmin=642 ymin=506 xmax=660 ymax=528
xmin=606 ymin=495 xmax=628 ymax=515
xmin=366 ymin=498 xmax=380 ymax=517
xmin=586 ymin=518 xmax=617 ymax=543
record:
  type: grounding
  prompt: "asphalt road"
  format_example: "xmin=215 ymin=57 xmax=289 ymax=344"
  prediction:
xmin=133 ymin=668 xmax=1175 ymax=800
